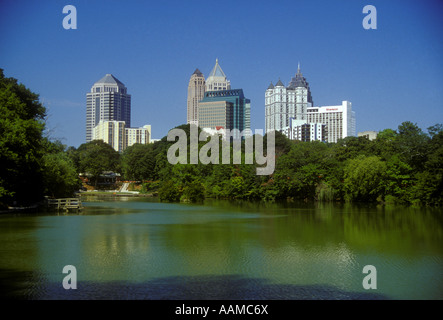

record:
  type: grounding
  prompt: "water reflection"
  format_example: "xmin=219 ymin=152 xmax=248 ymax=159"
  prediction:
xmin=0 ymin=197 xmax=442 ymax=299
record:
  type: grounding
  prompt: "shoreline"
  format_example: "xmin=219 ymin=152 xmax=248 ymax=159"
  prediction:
xmin=78 ymin=191 xmax=156 ymax=197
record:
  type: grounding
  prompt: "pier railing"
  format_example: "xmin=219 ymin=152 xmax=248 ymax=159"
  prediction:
xmin=47 ymin=198 xmax=82 ymax=211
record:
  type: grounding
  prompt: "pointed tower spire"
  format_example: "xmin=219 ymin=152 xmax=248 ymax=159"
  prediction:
xmin=209 ymin=58 xmax=226 ymax=78
xmin=206 ymin=58 xmax=230 ymax=91
xmin=297 ymin=62 xmax=300 ymax=73
xmin=275 ymin=78 xmax=285 ymax=87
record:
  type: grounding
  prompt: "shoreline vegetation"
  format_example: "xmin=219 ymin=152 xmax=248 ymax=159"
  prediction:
xmin=1 ymin=70 xmax=443 ymax=211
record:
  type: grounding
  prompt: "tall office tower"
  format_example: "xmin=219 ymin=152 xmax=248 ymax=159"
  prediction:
xmin=187 ymin=69 xmax=206 ymax=125
xmin=205 ymin=59 xmax=231 ymax=92
xmin=307 ymin=101 xmax=356 ymax=143
xmin=86 ymin=74 xmax=131 ymax=142
xmin=198 ymin=89 xmax=251 ymax=140
xmin=265 ymin=64 xmax=313 ymax=133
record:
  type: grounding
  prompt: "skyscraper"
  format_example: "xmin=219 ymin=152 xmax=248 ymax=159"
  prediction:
xmin=86 ymin=74 xmax=131 ymax=142
xmin=205 ymin=59 xmax=231 ymax=92
xmin=265 ymin=64 xmax=313 ymax=133
xmin=187 ymin=68 xmax=205 ymax=126
xmin=198 ymin=89 xmax=251 ymax=140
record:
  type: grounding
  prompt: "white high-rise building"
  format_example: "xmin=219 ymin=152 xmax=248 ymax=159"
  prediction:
xmin=93 ymin=121 xmax=152 ymax=153
xmin=86 ymin=74 xmax=131 ymax=142
xmin=93 ymin=120 xmax=126 ymax=153
xmin=265 ymin=64 xmax=313 ymax=133
xmin=205 ymin=59 xmax=231 ymax=92
xmin=307 ymin=101 xmax=356 ymax=143
xmin=126 ymin=125 xmax=151 ymax=147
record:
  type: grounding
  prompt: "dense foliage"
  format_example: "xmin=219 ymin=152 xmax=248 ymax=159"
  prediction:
xmin=0 ymin=70 xmax=80 ymax=208
xmin=119 ymin=123 xmax=443 ymax=206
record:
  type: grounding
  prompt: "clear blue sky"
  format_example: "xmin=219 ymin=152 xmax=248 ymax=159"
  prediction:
xmin=1 ymin=0 xmax=442 ymax=148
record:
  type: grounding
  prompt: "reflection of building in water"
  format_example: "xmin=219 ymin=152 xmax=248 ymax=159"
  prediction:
xmin=84 ymin=222 xmax=150 ymax=281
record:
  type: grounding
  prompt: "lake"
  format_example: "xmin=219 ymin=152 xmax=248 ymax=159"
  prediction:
xmin=0 ymin=196 xmax=442 ymax=300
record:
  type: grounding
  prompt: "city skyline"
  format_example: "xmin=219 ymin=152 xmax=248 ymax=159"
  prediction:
xmin=1 ymin=0 xmax=442 ymax=148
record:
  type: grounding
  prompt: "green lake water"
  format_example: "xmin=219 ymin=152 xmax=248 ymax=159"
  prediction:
xmin=0 ymin=196 xmax=442 ymax=299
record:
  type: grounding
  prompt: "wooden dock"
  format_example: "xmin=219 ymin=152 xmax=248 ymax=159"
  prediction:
xmin=47 ymin=198 xmax=83 ymax=211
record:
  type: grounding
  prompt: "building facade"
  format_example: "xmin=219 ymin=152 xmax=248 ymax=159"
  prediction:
xmin=93 ymin=121 xmax=151 ymax=152
xmin=187 ymin=69 xmax=206 ymax=126
xmin=307 ymin=101 xmax=356 ymax=143
xmin=86 ymin=74 xmax=131 ymax=142
xmin=198 ymin=89 xmax=251 ymax=140
xmin=265 ymin=64 xmax=313 ymax=133
xmin=126 ymin=125 xmax=151 ymax=147
xmin=93 ymin=120 xmax=126 ymax=153
xmin=282 ymin=118 xmax=327 ymax=142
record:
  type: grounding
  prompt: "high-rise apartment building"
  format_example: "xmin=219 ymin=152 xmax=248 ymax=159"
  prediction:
xmin=93 ymin=121 xmax=151 ymax=153
xmin=265 ymin=64 xmax=313 ymax=133
xmin=307 ymin=101 xmax=356 ymax=143
xmin=126 ymin=125 xmax=151 ymax=147
xmin=205 ymin=59 xmax=231 ymax=92
xmin=86 ymin=74 xmax=131 ymax=142
xmin=187 ymin=69 xmax=206 ymax=126
xmin=93 ymin=120 xmax=127 ymax=153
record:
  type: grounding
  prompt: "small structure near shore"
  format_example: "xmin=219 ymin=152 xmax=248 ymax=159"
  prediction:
xmin=47 ymin=198 xmax=83 ymax=212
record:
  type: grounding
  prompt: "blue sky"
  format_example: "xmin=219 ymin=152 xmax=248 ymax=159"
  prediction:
xmin=1 ymin=0 xmax=442 ymax=148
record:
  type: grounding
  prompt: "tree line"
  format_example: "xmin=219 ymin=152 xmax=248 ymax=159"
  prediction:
xmin=1 ymin=70 xmax=442 ymax=208
xmin=116 ymin=122 xmax=442 ymax=206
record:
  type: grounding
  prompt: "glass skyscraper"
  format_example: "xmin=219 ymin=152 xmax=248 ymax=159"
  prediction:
xmin=198 ymin=89 xmax=251 ymax=140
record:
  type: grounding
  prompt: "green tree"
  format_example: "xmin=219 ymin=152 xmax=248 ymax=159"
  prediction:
xmin=76 ymin=140 xmax=121 ymax=187
xmin=181 ymin=180 xmax=205 ymax=202
xmin=334 ymin=136 xmax=375 ymax=162
xmin=158 ymin=180 xmax=181 ymax=202
xmin=373 ymin=128 xmax=398 ymax=161
xmin=121 ymin=143 xmax=156 ymax=181
xmin=0 ymin=69 xmax=46 ymax=206
xmin=395 ymin=121 xmax=429 ymax=171
xmin=383 ymin=155 xmax=413 ymax=204
xmin=42 ymin=151 xmax=81 ymax=198
xmin=411 ymin=125 xmax=443 ymax=206
xmin=344 ymin=155 xmax=387 ymax=202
